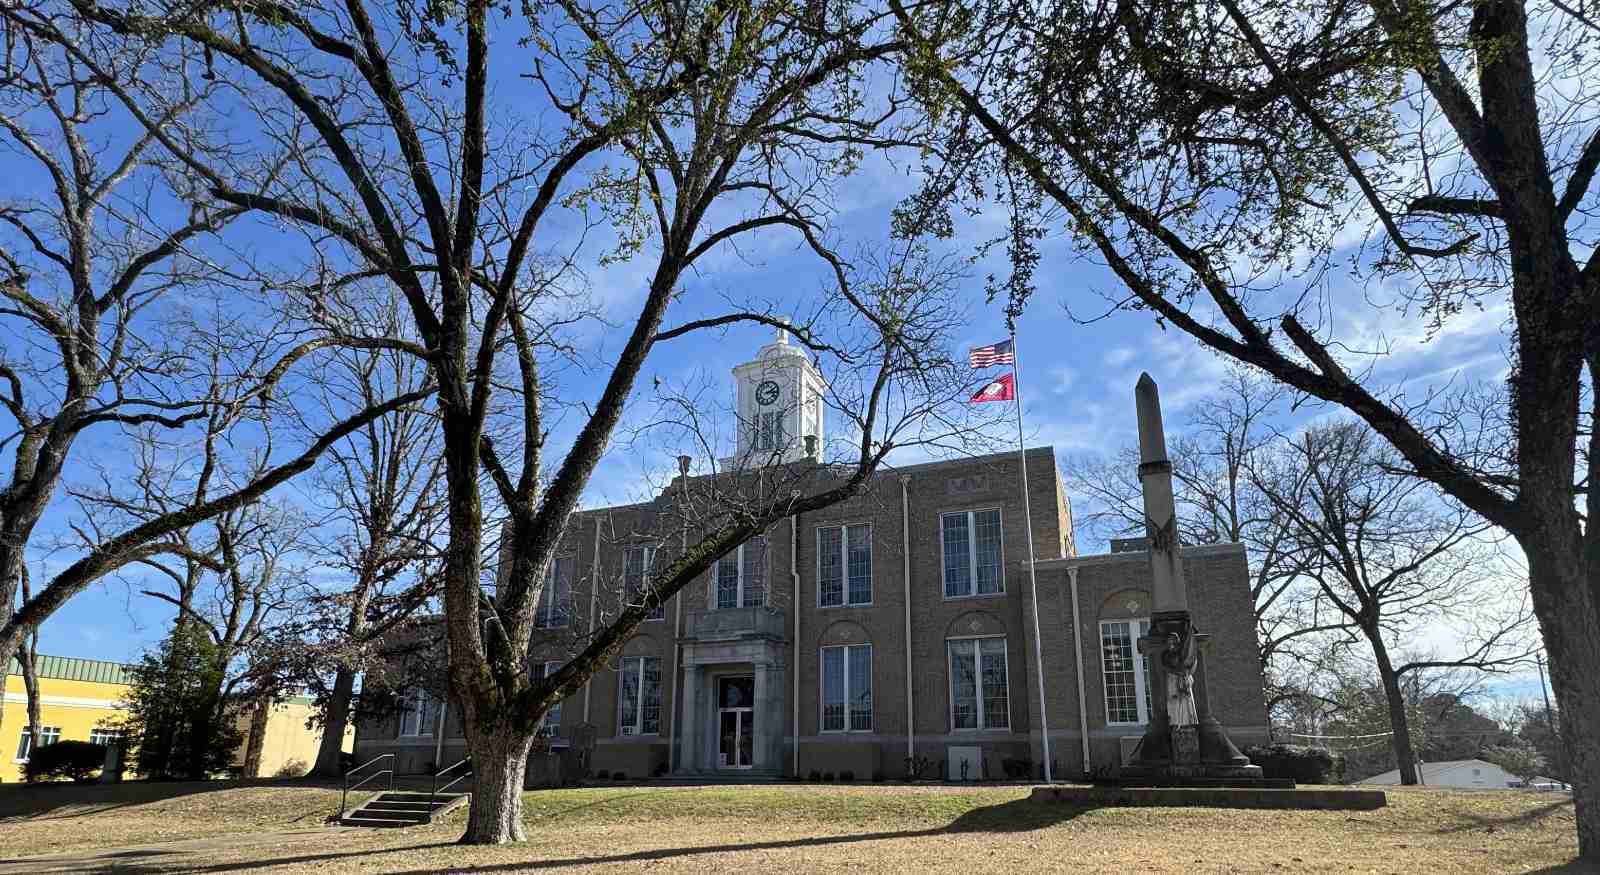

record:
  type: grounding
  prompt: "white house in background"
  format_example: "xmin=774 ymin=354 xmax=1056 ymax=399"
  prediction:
xmin=1361 ymin=758 xmax=1566 ymax=789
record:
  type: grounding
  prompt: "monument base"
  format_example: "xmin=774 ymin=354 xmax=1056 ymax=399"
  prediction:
xmin=1100 ymin=771 xmax=1273 ymax=790
xmin=1032 ymin=784 xmax=1387 ymax=811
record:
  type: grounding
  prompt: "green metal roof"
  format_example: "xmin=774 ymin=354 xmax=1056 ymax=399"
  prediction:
xmin=5 ymin=654 xmax=133 ymax=686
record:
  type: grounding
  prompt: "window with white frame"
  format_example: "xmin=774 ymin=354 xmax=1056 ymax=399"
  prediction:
xmin=535 ymin=555 xmax=574 ymax=628
xmin=714 ymin=538 xmax=766 ymax=609
xmin=398 ymin=690 xmax=438 ymax=737
xmin=14 ymin=726 xmax=61 ymax=761
xmin=624 ymin=545 xmax=664 ymax=620
xmin=818 ymin=524 xmax=872 ymax=607
xmin=618 ymin=656 xmax=662 ymax=735
xmin=88 ymin=728 xmax=125 ymax=748
xmin=947 ymin=637 xmax=1009 ymax=730
xmin=1100 ymin=619 xmax=1153 ymax=724
xmin=532 ymin=661 xmax=565 ymax=737
xmin=821 ymin=644 xmax=873 ymax=732
xmin=941 ymin=509 xmax=1004 ymax=597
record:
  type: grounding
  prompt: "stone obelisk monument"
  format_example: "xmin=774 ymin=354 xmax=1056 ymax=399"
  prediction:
xmin=1122 ymin=373 xmax=1261 ymax=782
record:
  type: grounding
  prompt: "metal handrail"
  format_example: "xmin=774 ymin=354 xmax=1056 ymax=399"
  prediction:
xmin=340 ymin=752 xmax=395 ymax=818
xmin=428 ymin=756 xmax=472 ymax=817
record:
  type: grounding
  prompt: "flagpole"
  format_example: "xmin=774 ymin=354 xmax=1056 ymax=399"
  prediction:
xmin=1011 ymin=331 xmax=1054 ymax=784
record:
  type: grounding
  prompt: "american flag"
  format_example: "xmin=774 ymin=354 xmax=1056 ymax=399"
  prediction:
xmin=968 ymin=338 xmax=1015 ymax=367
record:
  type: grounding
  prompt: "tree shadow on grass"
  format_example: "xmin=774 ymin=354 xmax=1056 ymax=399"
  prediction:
xmin=0 ymin=774 xmax=444 ymax=825
xmin=1430 ymin=797 xmax=1575 ymax=835
xmin=0 ymin=797 xmax=1094 ymax=874
xmin=0 ymin=777 xmax=341 ymax=823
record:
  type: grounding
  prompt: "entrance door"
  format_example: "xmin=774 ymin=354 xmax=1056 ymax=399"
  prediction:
xmin=717 ymin=676 xmax=755 ymax=769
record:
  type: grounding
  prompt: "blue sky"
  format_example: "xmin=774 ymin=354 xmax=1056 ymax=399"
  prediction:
xmin=6 ymin=14 xmax=1545 ymax=706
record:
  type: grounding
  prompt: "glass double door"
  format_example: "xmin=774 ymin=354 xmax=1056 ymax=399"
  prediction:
xmin=717 ymin=676 xmax=755 ymax=769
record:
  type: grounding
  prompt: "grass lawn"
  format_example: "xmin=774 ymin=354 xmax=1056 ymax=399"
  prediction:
xmin=0 ymin=781 xmax=1585 ymax=873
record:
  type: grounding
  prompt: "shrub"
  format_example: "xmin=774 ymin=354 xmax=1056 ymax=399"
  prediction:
xmin=26 ymin=740 xmax=107 ymax=783
xmin=274 ymin=759 xmax=309 ymax=778
xmin=808 ymin=770 xmax=821 ymax=782
xmin=839 ymin=770 xmax=855 ymax=782
xmin=652 ymin=762 xmax=670 ymax=778
xmin=872 ymin=771 xmax=886 ymax=783
xmin=903 ymin=755 xmax=936 ymax=781
xmin=596 ymin=769 xmax=611 ymax=779
xmin=1243 ymin=744 xmax=1340 ymax=785
xmin=612 ymin=771 xmax=627 ymax=781
xmin=822 ymin=771 xmax=836 ymax=783
xmin=1001 ymin=758 xmax=1032 ymax=780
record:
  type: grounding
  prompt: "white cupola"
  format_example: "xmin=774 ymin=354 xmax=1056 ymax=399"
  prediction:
xmin=721 ymin=321 xmax=826 ymax=468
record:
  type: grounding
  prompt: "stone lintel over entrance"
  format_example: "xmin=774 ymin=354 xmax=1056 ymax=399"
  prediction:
xmin=677 ymin=609 xmax=787 ymax=777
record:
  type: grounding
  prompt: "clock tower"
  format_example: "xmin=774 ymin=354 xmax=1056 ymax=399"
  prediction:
xmin=723 ymin=322 xmax=826 ymax=468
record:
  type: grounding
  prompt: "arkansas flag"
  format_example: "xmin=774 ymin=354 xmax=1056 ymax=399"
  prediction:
xmin=970 ymin=373 xmax=1015 ymax=403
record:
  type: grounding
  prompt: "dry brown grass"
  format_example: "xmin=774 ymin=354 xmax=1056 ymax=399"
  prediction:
xmin=0 ymin=782 xmax=1587 ymax=873
xmin=0 ymin=778 xmax=347 ymax=855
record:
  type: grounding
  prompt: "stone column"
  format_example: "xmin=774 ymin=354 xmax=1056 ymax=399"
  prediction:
xmin=754 ymin=661 xmax=785 ymax=774
xmin=752 ymin=663 xmax=770 ymax=771
xmin=680 ymin=665 xmax=701 ymax=774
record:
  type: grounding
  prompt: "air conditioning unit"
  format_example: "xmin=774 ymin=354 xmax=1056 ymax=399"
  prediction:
xmin=1119 ymin=736 xmax=1144 ymax=765
xmin=947 ymin=746 xmax=982 ymax=782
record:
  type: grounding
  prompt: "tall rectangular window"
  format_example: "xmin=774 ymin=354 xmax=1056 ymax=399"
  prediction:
xmin=817 ymin=524 xmax=872 ymax=606
xmin=535 ymin=556 xmax=574 ymax=628
xmin=532 ymin=661 xmax=565 ymax=737
xmin=399 ymin=690 xmax=438 ymax=737
xmin=755 ymin=411 xmax=785 ymax=452
xmin=941 ymin=509 xmax=1003 ymax=597
xmin=619 ymin=656 xmax=662 ymax=735
xmin=947 ymin=637 xmax=1009 ymax=730
xmin=14 ymin=726 xmax=61 ymax=762
xmin=714 ymin=538 xmax=766 ymax=609
xmin=1101 ymin=619 xmax=1152 ymax=724
xmin=820 ymin=644 xmax=873 ymax=732
xmin=624 ymin=545 xmax=664 ymax=620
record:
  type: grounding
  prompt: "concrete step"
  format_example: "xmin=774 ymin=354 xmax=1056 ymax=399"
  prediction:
xmin=340 ymin=815 xmax=421 ymax=828
xmin=374 ymin=792 xmax=467 ymax=804
xmin=340 ymin=791 xmax=472 ymax=829
xmin=365 ymin=800 xmax=449 ymax=811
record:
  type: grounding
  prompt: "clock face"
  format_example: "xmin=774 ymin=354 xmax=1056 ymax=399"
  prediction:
xmin=755 ymin=380 xmax=781 ymax=406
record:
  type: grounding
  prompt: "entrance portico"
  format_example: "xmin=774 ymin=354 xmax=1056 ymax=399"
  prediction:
xmin=677 ymin=607 xmax=787 ymax=776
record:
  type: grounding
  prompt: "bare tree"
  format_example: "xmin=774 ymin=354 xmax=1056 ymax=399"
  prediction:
xmin=887 ymin=0 xmax=1600 ymax=853
xmin=36 ymin=0 xmax=988 ymax=842
xmin=0 ymin=19 xmax=441 ymax=705
xmin=0 ymin=19 xmax=240 ymax=730
xmin=286 ymin=335 xmax=445 ymax=778
xmin=1254 ymin=421 xmax=1534 ymax=783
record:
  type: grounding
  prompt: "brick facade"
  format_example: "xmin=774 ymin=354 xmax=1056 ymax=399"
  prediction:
xmin=353 ymin=446 xmax=1268 ymax=782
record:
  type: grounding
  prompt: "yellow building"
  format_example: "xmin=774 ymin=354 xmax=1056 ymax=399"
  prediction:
xmin=239 ymin=695 xmax=354 ymax=777
xmin=3 ymin=654 xmax=350 ymax=782
xmin=3 ymin=654 xmax=131 ymax=783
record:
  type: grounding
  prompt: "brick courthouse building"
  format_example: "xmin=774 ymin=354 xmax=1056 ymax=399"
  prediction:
xmin=354 ymin=333 xmax=1269 ymax=781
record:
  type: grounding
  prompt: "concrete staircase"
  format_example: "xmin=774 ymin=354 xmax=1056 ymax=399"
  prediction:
xmin=340 ymin=791 xmax=470 ymax=828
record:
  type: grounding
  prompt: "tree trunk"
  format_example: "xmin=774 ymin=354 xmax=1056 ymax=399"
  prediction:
xmin=19 ymin=635 xmax=41 ymax=778
xmin=1368 ymin=636 xmax=1418 ymax=785
xmin=311 ymin=667 xmax=358 ymax=777
xmin=0 ymin=524 xmax=27 ymax=741
xmin=1524 ymin=543 xmax=1600 ymax=857
xmin=459 ymin=728 xmax=533 ymax=844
